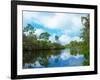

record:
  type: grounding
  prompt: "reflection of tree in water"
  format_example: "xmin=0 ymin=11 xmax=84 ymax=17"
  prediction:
xmin=54 ymin=58 xmax=59 ymax=63
xmin=69 ymin=48 xmax=89 ymax=66
xmin=70 ymin=48 xmax=81 ymax=56
xmin=23 ymin=50 xmax=61 ymax=68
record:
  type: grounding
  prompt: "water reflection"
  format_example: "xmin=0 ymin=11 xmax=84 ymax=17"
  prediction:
xmin=23 ymin=49 xmax=85 ymax=69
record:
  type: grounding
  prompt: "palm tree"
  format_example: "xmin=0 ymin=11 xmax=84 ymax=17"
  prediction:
xmin=39 ymin=32 xmax=50 ymax=41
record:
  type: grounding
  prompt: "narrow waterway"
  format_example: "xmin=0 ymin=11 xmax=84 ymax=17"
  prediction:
xmin=23 ymin=49 xmax=85 ymax=69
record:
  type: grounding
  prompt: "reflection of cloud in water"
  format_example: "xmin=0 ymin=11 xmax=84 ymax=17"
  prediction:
xmin=73 ymin=54 xmax=84 ymax=59
xmin=34 ymin=61 xmax=41 ymax=66
xmin=24 ymin=61 xmax=43 ymax=68
xmin=60 ymin=50 xmax=71 ymax=60
xmin=60 ymin=49 xmax=84 ymax=60
xmin=23 ymin=49 xmax=85 ymax=68
xmin=50 ymin=55 xmax=58 ymax=60
xmin=48 ymin=49 xmax=85 ymax=67
xmin=67 ymin=56 xmax=84 ymax=66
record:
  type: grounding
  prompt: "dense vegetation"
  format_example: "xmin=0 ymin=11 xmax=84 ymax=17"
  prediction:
xmin=23 ymin=50 xmax=61 ymax=68
xmin=23 ymin=24 xmax=64 ymax=51
xmin=66 ymin=15 xmax=90 ymax=65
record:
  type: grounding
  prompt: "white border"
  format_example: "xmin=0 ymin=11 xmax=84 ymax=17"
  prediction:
xmin=17 ymin=5 xmax=95 ymax=75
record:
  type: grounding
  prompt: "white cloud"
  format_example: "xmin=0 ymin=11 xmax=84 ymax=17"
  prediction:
xmin=23 ymin=11 xmax=88 ymax=30
xmin=49 ymin=34 xmax=56 ymax=43
xmin=60 ymin=51 xmax=71 ymax=60
xmin=42 ymin=13 xmax=66 ymax=29
xmin=59 ymin=35 xmax=70 ymax=45
xmin=34 ymin=29 xmax=44 ymax=36
xmin=39 ymin=13 xmax=84 ymax=31
xmin=71 ymin=36 xmax=82 ymax=42
xmin=23 ymin=12 xmax=84 ymax=29
xmin=23 ymin=11 xmax=39 ymax=20
xmin=24 ymin=30 xmax=33 ymax=36
xmin=59 ymin=34 xmax=82 ymax=45
xmin=23 ymin=11 xmax=87 ymax=34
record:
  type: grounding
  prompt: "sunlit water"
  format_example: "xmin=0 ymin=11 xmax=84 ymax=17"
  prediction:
xmin=23 ymin=49 xmax=85 ymax=69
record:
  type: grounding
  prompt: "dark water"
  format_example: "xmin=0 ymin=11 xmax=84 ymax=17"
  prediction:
xmin=23 ymin=49 xmax=85 ymax=69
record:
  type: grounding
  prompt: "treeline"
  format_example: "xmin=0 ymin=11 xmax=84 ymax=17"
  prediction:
xmin=66 ymin=40 xmax=82 ymax=55
xmin=23 ymin=24 xmax=64 ymax=51
xmin=66 ymin=15 xmax=90 ymax=65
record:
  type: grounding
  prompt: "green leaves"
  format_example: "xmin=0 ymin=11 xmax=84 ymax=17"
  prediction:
xmin=23 ymin=24 xmax=35 ymax=33
xmin=80 ymin=15 xmax=90 ymax=65
xmin=39 ymin=32 xmax=50 ymax=41
xmin=23 ymin=24 xmax=64 ymax=50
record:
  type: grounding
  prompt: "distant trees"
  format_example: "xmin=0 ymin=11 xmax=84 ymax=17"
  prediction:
xmin=23 ymin=24 xmax=64 ymax=50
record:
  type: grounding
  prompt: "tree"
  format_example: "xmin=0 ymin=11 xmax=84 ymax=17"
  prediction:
xmin=55 ymin=35 xmax=59 ymax=42
xmin=80 ymin=15 xmax=90 ymax=65
xmin=39 ymin=32 xmax=50 ymax=41
xmin=81 ymin=15 xmax=89 ymax=53
xmin=23 ymin=24 xmax=35 ymax=33
xmin=23 ymin=24 xmax=37 ymax=39
xmin=81 ymin=15 xmax=89 ymax=43
xmin=23 ymin=23 xmax=65 ymax=50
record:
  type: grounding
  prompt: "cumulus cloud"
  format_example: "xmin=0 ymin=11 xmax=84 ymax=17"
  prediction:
xmin=49 ymin=34 xmax=56 ymax=43
xmin=59 ymin=34 xmax=82 ymax=45
xmin=41 ymin=13 xmax=66 ymax=29
xmin=59 ymin=35 xmax=70 ymax=45
xmin=23 ymin=11 xmax=87 ymax=45
xmin=39 ymin=13 xmax=84 ymax=31
xmin=23 ymin=11 xmax=85 ymax=30
xmin=34 ymin=29 xmax=44 ymax=36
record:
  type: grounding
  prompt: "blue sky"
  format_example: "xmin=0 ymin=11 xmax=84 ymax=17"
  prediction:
xmin=23 ymin=11 xmax=88 ymax=45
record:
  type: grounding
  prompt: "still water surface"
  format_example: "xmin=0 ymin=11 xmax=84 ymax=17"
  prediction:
xmin=23 ymin=49 xmax=85 ymax=69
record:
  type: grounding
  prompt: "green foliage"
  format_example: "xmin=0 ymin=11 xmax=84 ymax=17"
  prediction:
xmin=23 ymin=24 xmax=64 ymax=51
xmin=23 ymin=24 xmax=35 ymax=34
xmin=80 ymin=15 xmax=90 ymax=65
xmin=65 ymin=41 xmax=81 ymax=56
xmin=23 ymin=50 xmax=61 ymax=67
xmin=39 ymin=32 xmax=50 ymax=41
xmin=65 ymin=15 xmax=90 ymax=65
